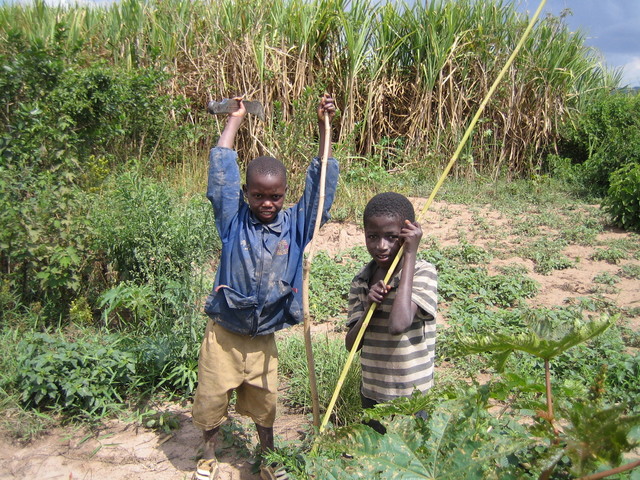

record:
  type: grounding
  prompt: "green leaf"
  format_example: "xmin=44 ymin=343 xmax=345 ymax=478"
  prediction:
xmin=455 ymin=310 xmax=617 ymax=361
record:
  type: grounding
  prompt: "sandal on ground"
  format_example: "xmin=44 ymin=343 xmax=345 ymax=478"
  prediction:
xmin=192 ymin=458 xmax=219 ymax=480
xmin=260 ymin=463 xmax=289 ymax=480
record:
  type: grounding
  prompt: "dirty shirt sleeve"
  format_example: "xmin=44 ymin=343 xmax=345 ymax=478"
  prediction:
xmin=205 ymin=146 xmax=243 ymax=242
xmin=294 ymin=156 xmax=340 ymax=246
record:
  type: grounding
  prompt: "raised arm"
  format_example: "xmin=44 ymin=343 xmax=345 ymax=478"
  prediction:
xmin=207 ymin=97 xmax=246 ymax=241
xmin=295 ymin=94 xmax=339 ymax=245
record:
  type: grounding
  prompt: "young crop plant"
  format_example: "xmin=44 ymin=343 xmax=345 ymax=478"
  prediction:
xmin=592 ymin=271 xmax=619 ymax=286
xmin=590 ymin=246 xmax=629 ymax=264
xmin=137 ymin=408 xmax=181 ymax=434
xmin=618 ymin=263 xmax=640 ymax=280
xmin=602 ymin=236 xmax=640 ymax=256
xmin=307 ymin=394 xmax=535 ymax=480
xmin=518 ymin=237 xmax=576 ymax=274
xmin=589 ymin=282 xmax=620 ymax=296
xmin=470 ymin=210 xmax=493 ymax=233
xmin=444 ymin=242 xmax=492 ymax=265
xmin=560 ymin=223 xmax=601 ymax=246
xmin=436 ymin=265 xmax=538 ymax=308
xmin=452 ymin=308 xmax=640 ymax=479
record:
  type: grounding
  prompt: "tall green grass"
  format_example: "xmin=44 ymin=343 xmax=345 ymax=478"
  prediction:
xmin=0 ymin=0 xmax=617 ymax=178
xmin=278 ymin=334 xmax=362 ymax=426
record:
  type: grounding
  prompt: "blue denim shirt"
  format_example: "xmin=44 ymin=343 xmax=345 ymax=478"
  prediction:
xmin=204 ymin=147 xmax=339 ymax=336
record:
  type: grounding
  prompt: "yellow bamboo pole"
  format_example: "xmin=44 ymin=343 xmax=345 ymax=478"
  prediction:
xmin=302 ymin=111 xmax=331 ymax=427
xmin=315 ymin=0 xmax=548 ymax=440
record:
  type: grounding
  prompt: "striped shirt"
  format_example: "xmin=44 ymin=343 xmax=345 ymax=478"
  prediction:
xmin=347 ymin=259 xmax=438 ymax=402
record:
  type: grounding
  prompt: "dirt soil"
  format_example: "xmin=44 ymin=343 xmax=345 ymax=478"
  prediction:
xmin=1 ymin=201 xmax=638 ymax=480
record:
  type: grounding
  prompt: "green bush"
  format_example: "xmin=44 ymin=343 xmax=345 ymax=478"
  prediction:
xmin=0 ymin=168 xmax=93 ymax=321
xmin=1 ymin=29 xmax=196 ymax=168
xmin=0 ymin=31 xmax=202 ymax=323
xmin=15 ymin=332 xmax=137 ymax=416
xmin=90 ymin=171 xmax=218 ymax=286
xmin=558 ymin=92 xmax=640 ymax=197
xmin=88 ymin=172 xmax=219 ymax=332
xmin=49 ymin=65 xmax=197 ymax=167
xmin=603 ymin=163 xmax=640 ymax=232
xmin=134 ymin=326 xmax=204 ymax=397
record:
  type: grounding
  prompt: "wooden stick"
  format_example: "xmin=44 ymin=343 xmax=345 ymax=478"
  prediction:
xmin=302 ymin=112 xmax=331 ymax=427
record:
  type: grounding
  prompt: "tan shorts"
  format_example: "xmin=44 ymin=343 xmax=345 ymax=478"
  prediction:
xmin=192 ymin=320 xmax=278 ymax=430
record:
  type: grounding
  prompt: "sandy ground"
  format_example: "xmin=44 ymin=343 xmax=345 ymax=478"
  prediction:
xmin=1 ymin=200 xmax=638 ymax=479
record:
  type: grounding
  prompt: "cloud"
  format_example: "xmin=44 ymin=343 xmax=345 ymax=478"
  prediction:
xmin=620 ymin=57 xmax=640 ymax=87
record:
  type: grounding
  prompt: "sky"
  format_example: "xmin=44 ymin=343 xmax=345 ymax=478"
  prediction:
xmin=517 ymin=0 xmax=640 ymax=87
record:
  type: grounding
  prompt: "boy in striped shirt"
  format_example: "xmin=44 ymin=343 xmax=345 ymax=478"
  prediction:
xmin=345 ymin=192 xmax=438 ymax=433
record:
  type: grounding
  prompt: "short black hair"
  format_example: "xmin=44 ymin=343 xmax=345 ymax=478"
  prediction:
xmin=246 ymin=156 xmax=287 ymax=184
xmin=363 ymin=192 xmax=415 ymax=224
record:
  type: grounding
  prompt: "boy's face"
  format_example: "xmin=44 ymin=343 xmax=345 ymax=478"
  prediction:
xmin=364 ymin=214 xmax=404 ymax=270
xmin=243 ymin=173 xmax=287 ymax=224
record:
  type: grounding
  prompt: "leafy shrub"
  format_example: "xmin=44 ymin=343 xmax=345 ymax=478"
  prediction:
xmin=132 ymin=330 xmax=202 ymax=397
xmin=159 ymin=357 xmax=199 ymax=396
xmin=98 ymin=282 xmax=156 ymax=330
xmin=306 ymin=390 xmax=558 ymax=480
xmin=558 ymin=92 xmax=640 ymax=197
xmin=0 ymin=167 xmax=94 ymax=321
xmin=90 ymin=171 xmax=218 ymax=287
xmin=546 ymin=154 xmax=584 ymax=192
xmin=15 ymin=332 xmax=137 ymax=416
xmin=603 ymin=162 xmax=640 ymax=232
xmin=88 ymin=172 xmax=218 ymax=334
xmin=1 ymin=29 xmax=195 ymax=168
xmin=68 ymin=296 xmax=93 ymax=326
xmin=50 ymin=65 xmax=197 ymax=167
xmin=450 ymin=305 xmax=639 ymax=409
xmin=0 ymin=31 xmax=201 ymax=323
xmin=0 ymin=280 xmax=22 ymax=326
xmin=341 ymin=161 xmax=394 ymax=188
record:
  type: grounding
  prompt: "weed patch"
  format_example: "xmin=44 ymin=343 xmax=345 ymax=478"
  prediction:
xmin=590 ymin=246 xmax=629 ymax=264
xmin=518 ymin=237 xmax=576 ymax=274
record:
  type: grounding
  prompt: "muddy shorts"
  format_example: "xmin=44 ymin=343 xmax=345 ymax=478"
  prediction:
xmin=192 ymin=320 xmax=278 ymax=430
